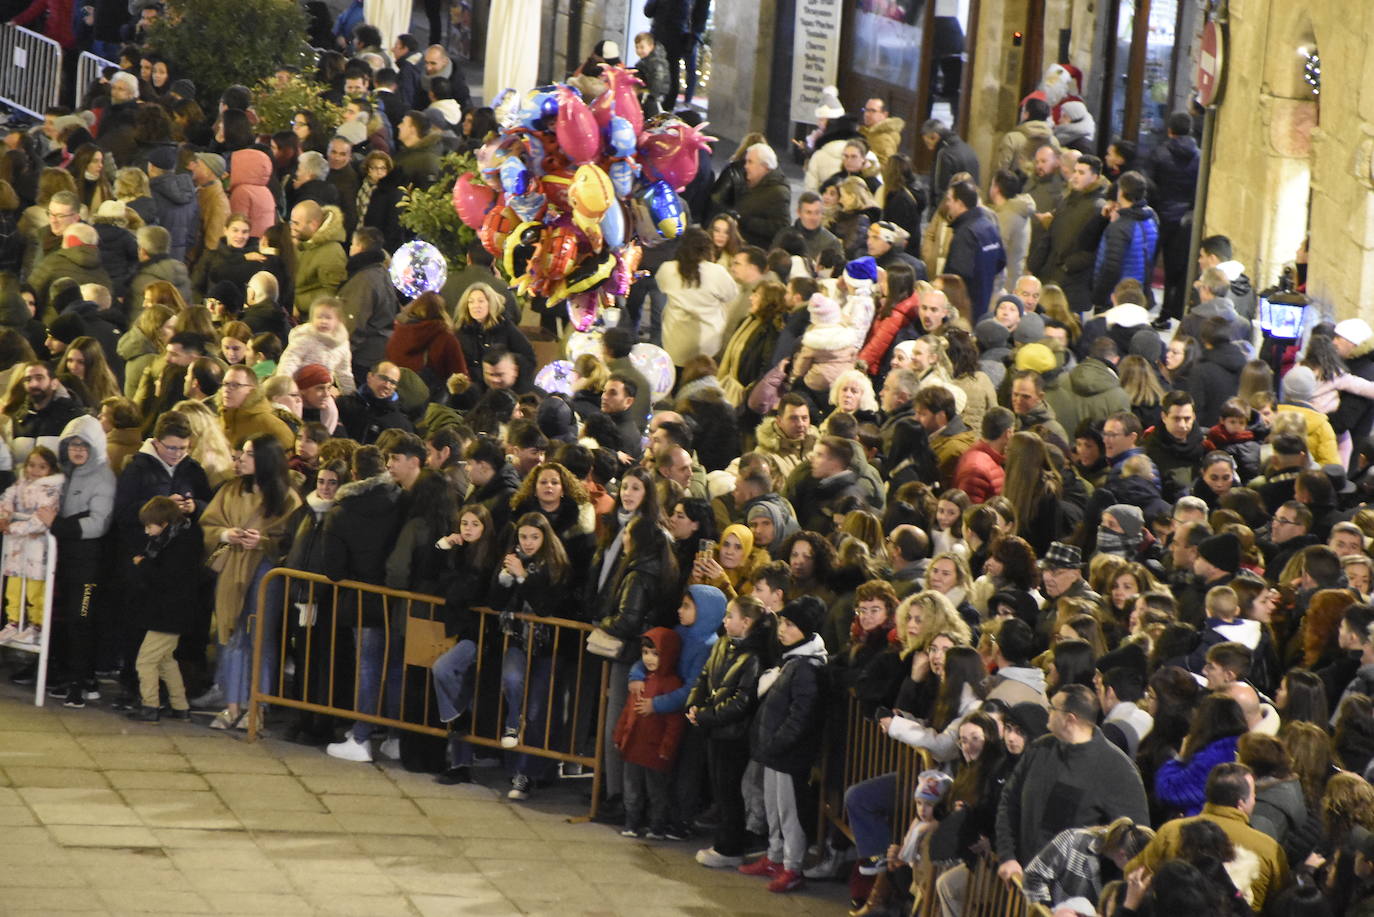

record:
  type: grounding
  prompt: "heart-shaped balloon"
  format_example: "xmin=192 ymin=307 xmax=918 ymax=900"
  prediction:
xmin=452 ymin=172 xmax=497 ymax=229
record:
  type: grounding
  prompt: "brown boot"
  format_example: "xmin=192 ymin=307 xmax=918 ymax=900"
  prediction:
xmin=849 ymin=869 xmax=896 ymax=917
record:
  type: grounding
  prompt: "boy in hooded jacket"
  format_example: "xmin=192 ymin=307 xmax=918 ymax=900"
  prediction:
xmin=614 ymin=627 xmax=686 ymax=838
xmin=739 ymin=596 xmax=828 ymax=892
xmin=628 ymin=584 xmax=726 ymax=832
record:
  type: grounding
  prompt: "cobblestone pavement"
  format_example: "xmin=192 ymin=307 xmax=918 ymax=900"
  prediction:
xmin=0 ymin=681 xmax=849 ymax=916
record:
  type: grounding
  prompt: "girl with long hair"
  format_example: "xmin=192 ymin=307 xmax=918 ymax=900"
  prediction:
xmin=172 ymin=400 xmax=236 ymax=487
xmin=1000 ymin=432 xmax=1065 ymax=555
xmin=717 ymin=279 xmax=788 ymax=406
xmin=386 ymin=470 xmax=459 ymax=597
xmin=945 ymin=327 xmax=997 ymax=434
xmin=1156 ymin=693 xmax=1249 ymax=818
xmin=491 ymin=512 xmax=573 ymax=799
xmin=666 ymin=498 xmax=717 ymax=597
xmin=67 ymin=143 xmax=113 ymax=212
xmin=1118 ymin=353 xmax=1166 ymax=431
xmin=1162 ymin=333 xmax=1199 ymax=390
xmin=858 ymin=263 xmax=919 ymax=382
xmin=508 ymin=461 xmax=596 ymax=583
xmin=199 ymin=434 xmax=301 ymax=729
xmin=1275 ymin=668 xmax=1330 ymax=727
xmin=706 ymin=213 xmax=743 ymax=266
xmin=452 ymin=281 xmax=536 ymax=396
xmin=60 ymin=336 xmax=120 ymax=404
xmin=658 ymin=226 xmax=738 ymax=368
xmin=1038 ymin=284 xmax=1081 ymax=344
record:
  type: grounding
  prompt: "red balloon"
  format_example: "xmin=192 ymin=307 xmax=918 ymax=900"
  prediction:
xmin=638 ymin=121 xmax=715 ymax=191
xmin=555 ymin=86 xmax=602 ymax=166
xmin=478 ymin=203 xmax=518 ymax=257
xmin=592 ymin=66 xmax=645 ymax=138
xmin=541 ymin=169 xmax=574 ymax=213
xmin=452 ymin=172 xmax=497 ymax=229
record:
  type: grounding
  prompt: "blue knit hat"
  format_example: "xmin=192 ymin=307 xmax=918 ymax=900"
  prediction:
xmin=844 ymin=256 xmax=878 ymax=285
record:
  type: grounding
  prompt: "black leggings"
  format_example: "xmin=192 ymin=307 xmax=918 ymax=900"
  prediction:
xmin=707 ymin=735 xmax=750 ymax=856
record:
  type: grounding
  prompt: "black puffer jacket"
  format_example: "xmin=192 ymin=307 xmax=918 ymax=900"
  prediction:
xmin=112 ymin=445 xmax=212 ymax=553
xmin=750 ymin=633 xmax=827 ymax=776
xmin=320 ymin=473 xmax=404 ymax=626
xmin=594 ymin=553 xmax=668 ymax=657
xmin=439 ymin=543 xmax=498 ymax=641
xmin=687 ymin=625 xmax=770 ymax=741
xmin=470 ymin=463 xmax=522 ymax=532
xmin=1189 ymin=342 xmax=1247 ymax=428
xmin=456 ymin=313 xmax=536 ymax=392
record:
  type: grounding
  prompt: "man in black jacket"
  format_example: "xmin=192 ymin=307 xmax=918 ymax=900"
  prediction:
xmin=1028 ymin=155 xmax=1108 ymax=313
xmin=788 ymin=437 xmax=866 ymax=534
xmin=13 ymin=361 xmax=87 ymax=462
xmin=337 ymin=227 xmax=398 ymax=385
xmin=465 ymin=436 xmax=521 ymax=532
xmin=322 ymin=446 xmax=405 ymax=763
xmin=336 ymin=361 xmax=414 ymax=443
xmin=943 ymin=181 xmax=1006 ymax=324
xmin=735 ymin=144 xmax=792 ymax=249
xmin=921 ymin=119 xmax=980 ymax=215
xmin=596 ymin=373 xmax=644 ymax=460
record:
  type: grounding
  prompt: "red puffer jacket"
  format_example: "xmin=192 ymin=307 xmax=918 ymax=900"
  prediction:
xmin=858 ymin=293 xmax=920 ymax=375
xmin=953 ymin=440 xmax=1006 ymax=504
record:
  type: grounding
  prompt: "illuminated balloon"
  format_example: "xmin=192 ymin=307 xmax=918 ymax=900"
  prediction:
xmin=502 ymin=221 xmax=543 ymax=281
xmin=534 ymin=359 xmax=576 ymax=396
xmin=565 ymin=291 xmax=601 ymax=332
xmin=639 ymin=119 xmax=717 ymax=191
xmin=452 ymin=172 xmax=497 ymax=229
xmin=629 ymin=343 xmax=676 ymax=402
xmin=389 ymin=241 xmax=448 ymax=298
xmin=555 ymin=85 xmax=602 ymax=165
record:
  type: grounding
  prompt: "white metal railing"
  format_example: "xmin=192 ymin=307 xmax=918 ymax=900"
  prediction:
xmin=0 ymin=24 xmax=60 ymax=118
xmin=76 ymin=50 xmax=117 ymax=110
xmin=0 ymin=533 xmax=59 ymax=706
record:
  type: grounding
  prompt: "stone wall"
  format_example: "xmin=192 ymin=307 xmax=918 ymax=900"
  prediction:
xmin=703 ymin=0 xmax=780 ymax=145
xmin=1186 ymin=0 xmax=1374 ymax=319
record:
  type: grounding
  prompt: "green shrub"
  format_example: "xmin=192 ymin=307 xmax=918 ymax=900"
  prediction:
xmin=252 ymin=74 xmax=345 ymax=135
xmin=148 ymin=0 xmax=313 ymax=107
xmin=398 ymin=152 xmax=479 ymax=271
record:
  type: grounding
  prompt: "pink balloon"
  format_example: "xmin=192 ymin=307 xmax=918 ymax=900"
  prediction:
xmin=639 ymin=120 xmax=717 ymax=191
xmin=600 ymin=66 xmax=645 ymax=137
xmin=555 ymin=86 xmax=603 ymax=166
xmin=452 ymin=172 xmax=498 ymax=229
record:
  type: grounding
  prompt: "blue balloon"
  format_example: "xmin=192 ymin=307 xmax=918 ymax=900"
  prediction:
xmin=500 ymin=157 xmax=530 ymax=196
xmin=601 ymin=203 xmax=626 ymax=249
xmin=607 ymin=116 xmax=636 ymax=158
xmin=608 ymin=158 xmax=639 ymax=199
xmin=643 ymin=180 xmax=686 ymax=240
xmin=537 ymin=92 xmax=559 ymax=121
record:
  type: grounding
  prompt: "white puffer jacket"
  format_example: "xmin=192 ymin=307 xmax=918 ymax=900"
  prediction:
xmin=277 ymin=322 xmax=356 ymax=394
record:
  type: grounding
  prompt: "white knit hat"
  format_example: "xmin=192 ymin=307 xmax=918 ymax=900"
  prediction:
xmin=814 ymin=85 xmax=844 ymax=121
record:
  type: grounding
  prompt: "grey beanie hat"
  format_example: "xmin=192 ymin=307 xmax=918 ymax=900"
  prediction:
xmin=1012 ymin=311 xmax=1046 ymax=344
xmin=1283 ymin=365 xmax=1318 ymax=404
xmin=1129 ymin=328 xmax=1163 ymax=361
xmin=975 ymin=318 xmax=1011 ymax=351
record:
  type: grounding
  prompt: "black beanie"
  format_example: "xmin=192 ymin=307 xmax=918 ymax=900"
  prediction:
xmin=1198 ymin=532 xmax=1241 ymax=574
xmin=778 ymin=595 xmax=826 ymax=640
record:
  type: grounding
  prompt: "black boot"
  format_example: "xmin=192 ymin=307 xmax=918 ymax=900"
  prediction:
xmin=127 ymin=705 xmax=160 ymax=722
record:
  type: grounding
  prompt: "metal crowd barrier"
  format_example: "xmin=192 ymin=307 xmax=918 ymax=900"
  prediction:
xmin=0 ymin=533 xmax=58 ymax=706
xmin=0 ymin=25 xmax=60 ymax=118
xmin=823 ymin=694 xmax=1044 ymax=917
xmin=247 ymin=568 xmax=610 ymax=818
xmin=76 ymin=51 xmax=116 ymax=109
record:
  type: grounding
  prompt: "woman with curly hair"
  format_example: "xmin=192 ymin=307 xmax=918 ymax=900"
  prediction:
xmin=173 ymin=399 xmax=236 ymax=487
xmin=894 ymin=589 xmax=973 ymax=657
xmin=835 ymin=579 xmax=904 ymax=712
xmin=969 ymin=532 xmax=1042 ymax=616
xmin=924 ymin=550 xmax=979 ymax=632
xmin=945 ymin=326 xmax=998 ymax=434
xmin=716 ymin=279 xmax=788 ymax=406
xmin=779 ymin=530 xmax=838 ymax=605
xmin=826 ymin=368 xmax=880 ymax=425
xmin=1103 ymin=561 xmax=1163 ymax=631
xmin=508 ymin=461 xmax=596 ymax=588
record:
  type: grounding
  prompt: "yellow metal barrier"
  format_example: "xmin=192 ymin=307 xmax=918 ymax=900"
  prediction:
xmin=247 ymin=568 xmax=610 ymax=818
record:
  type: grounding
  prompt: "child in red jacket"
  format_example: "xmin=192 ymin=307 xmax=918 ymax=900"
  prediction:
xmin=614 ymin=627 xmax=685 ymax=838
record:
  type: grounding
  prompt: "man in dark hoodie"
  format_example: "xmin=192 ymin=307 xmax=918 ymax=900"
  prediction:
xmin=464 ymin=436 xmax=522 ymax=532
xmin=1188 ymin=317 xmax=1249 ymax=427
xmin=1148 ymin=112 xmax=1200 ymax=324
xmin=1144 ymin=390 xmax=1208 ymax=502
xmin=146 ymin=146 xmax=199 ymax=263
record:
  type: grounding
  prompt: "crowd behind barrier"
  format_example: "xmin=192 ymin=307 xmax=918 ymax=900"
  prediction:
xmin=0 ymin=3 xmax=1366 ymax=916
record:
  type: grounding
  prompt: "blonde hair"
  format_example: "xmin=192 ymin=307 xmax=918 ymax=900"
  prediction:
xmin=572 ymin=353 xmax=609 ymax=391
xmin=828 ymin=369 xmax=878 ymax=413
xmin=894 ymin=590 xmax=973 ymax=654
xmin=1039 ymin=283 xmax=1080 ymax=340
xmin=172 ymin=399 xmax=235 ymax=484
xmin=456 ymin=282 xmax=505 ymax=328
xmin=114 ymin=166 xmax=151 ymax=200
xmin=1121 ymin=454 xmax=1156 ymax=480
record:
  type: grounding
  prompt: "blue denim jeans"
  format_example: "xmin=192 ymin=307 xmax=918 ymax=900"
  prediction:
xmin=844 ymin=772 xmax=898 ymax=860
xmin=501 ymin=645 xmax=551 ymax=777
xmin=432 ymin=639 xmax=477 ymax=723
xmin=350 ymin=607 xmax=405 ymax=742
xmin=216 ymin=559 xmax=283 ymax=708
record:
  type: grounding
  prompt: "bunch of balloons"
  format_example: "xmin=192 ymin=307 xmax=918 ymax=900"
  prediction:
xmin=451 ymin=66 xmax=715 ymax=330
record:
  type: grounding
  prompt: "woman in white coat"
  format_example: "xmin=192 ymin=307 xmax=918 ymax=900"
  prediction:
xmin=657 ymin=226 xmax=738 ymax=368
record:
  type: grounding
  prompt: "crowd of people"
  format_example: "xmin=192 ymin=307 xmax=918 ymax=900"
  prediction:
xmin=0 ymin=4 xmax=1369 ymax=917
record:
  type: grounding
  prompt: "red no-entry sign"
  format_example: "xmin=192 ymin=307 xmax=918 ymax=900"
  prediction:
xmin=1197 ymin=19 xmax=1226 ymax=107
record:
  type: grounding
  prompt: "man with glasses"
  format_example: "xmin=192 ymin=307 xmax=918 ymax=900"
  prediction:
xmin=219 ymin=365 xmax=295 ymax=451
xmin=994 ymin=684 xmax=1149 ymax=887
xmin=1099 ymin=410 xmax=1143 ymax=481
xmin=112 ymin=411 xmax=213 ymax=707
xmin=27 ymin=216 xmax=113 ymax=313
xmin=1260 ymin=500 xmax=1318 ymax=579
xmin=12 ymin=361 xmax=84 ymax=463
xmin=859 ymin=98 xmax=904 ymax=167
xmin=336 ymin=360 xmax=414 ymax=444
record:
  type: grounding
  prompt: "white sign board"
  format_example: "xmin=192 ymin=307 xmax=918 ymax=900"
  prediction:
xmin=790 ymin=0 xmax=842 ymax=124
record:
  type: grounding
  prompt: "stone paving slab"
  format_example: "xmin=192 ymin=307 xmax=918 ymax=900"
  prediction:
xmin=0 ymin=679 xmax=848 ymax=917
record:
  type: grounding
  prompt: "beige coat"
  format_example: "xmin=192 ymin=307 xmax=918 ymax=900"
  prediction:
xmin=200 ymin=479 xmax=301 ymax=645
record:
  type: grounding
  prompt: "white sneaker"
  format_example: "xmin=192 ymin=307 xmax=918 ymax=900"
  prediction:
xmin=500 ymin=727 xmax=519 ymax=749
xmin=325 ymin=735 xmax=373 ymax=762
xmin=0 ymin=623 xmax=18 ymax=643
xmin=11 ymin=626 xmax=38 ymax=646
xmin=377 ymin=737 xmax=400 ymax=760
xmin=507 ymin=774 xmax=531 ymax=800
xmin=695 ymin=847 xmax=743 ymax=868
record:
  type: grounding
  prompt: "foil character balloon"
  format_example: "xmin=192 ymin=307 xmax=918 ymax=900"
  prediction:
xmin=639 ymin=181 xmax=687 ymax=240
xmin=522 ymin=132 xmax=548 ymax=176
xmin=554 ymin=86 xmax=602 ymax=165
xmin=476 ymin=138 xmax=503 ymax=181
xmin=607 ymin=116 xmax=637 ymax=158
xmin=600 ymin=202 xmax=626 ymax=250
xmin=502 ymin=221 xmax=543 ymax=282
xmin=607 ymin=157 xmax=640 ymax=199
xmin=565 ymin=290 xmax=601 ymax=332
xmin=509 ymin=190 xmax=547 ymax=223
xmin=592 ymin=66 xmax=645 ymax=136
xmin=499 ymin=157 xmax=530 ymax=196
xmin=452 ymin=172 xmax=497 ymax=229
xmin=638 ymin=119 xmax=717 ymax=191
xmin=478 ymin=203 xmax=518 ymax=257
xmin=540 ymin=168 xmax=573 ymax=213
xmin=569 ymin=163 xmax=615 ymax=224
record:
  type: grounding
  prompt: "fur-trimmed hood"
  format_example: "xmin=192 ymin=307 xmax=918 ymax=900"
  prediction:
xmin=287 ymin=319 xmax=349 ymax=351
xmin=335 ymin=471 xmax=400 ymax=503
xmin=299 ymin=205 xmax=346 ymax=251
xmin=800 ymin=322 xmax=860 ymax=353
